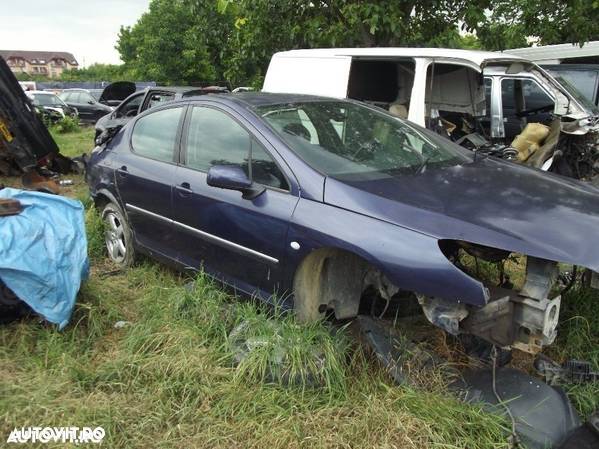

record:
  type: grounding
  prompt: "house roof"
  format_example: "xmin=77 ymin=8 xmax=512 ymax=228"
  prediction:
xmin=271 ymin=47 xmax=525 ymax=67
xmin=0 ymin=50 xmax=78 ymax=65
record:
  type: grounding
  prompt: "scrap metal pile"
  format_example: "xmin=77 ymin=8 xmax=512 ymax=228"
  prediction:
xmin=0 ymin=56 xmax=88 ymax=328
xmin=0 ymin=56 xmax=83 ymax=188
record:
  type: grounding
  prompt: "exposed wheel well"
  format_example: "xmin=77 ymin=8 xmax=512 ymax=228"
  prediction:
xmin=92 ymin=192 xmax=111 ymax=210
xmin=293 ymin=247 xmax=398 ymax=322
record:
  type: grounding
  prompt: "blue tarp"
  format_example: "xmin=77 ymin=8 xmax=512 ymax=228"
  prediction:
xmin=0 ymin=188 xmax=89 ymax=329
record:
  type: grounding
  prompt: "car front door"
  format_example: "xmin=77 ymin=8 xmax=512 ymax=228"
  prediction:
xmin=172 ymin=104 xmax=298 ymax=297
xmin=499 ymin=77 xmax=555 ymax=141
xmin=114 ymin=105 xmax=185 ymax=257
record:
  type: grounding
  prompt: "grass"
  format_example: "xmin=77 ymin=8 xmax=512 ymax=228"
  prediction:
xmin=0 ymin=129 xmax=598 ymax=447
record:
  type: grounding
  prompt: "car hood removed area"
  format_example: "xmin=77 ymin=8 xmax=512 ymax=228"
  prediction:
xmin=325 ymin=157 xmax=599 ymax=270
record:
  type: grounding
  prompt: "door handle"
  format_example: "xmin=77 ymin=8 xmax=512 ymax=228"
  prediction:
xmin=116 ymin=165 xmax=128 ymax=177
xmin=175 ymin=182 xmax=193 ymax=195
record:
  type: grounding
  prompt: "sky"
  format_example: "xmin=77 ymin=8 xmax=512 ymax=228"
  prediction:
xmin=0 ymin=0 xmax=151 ymax=67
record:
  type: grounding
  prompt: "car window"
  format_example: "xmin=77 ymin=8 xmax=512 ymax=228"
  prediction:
xmin=131 ymin=107 xmax=183 ymax=163
xmin=258 ymin=100 xmax=470 ymax=179
xmin=116 ymin=93 xmax=143 ymax=118
xmin=59 ymin=92 xmax=71 ymax=102
xmin=32 ymin=93 xmax=64 ymax=106
xmin=69 ymin=93 xmax=81 ymax=103
xmin=501 ymin=78 xmax=554 ymax=114
xmin=185 ymin=106 xmax=289 ymax=190
xmin=147 ymin=92 xmax=176 ymax=109
xmin=80 ymin=92 xmax=95 ymax=103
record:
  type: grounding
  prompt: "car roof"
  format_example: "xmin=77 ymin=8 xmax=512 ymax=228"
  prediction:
xmin=271 ymin=47 xmax=525 ymax=66
xmin=28 ymin=90 xmax=55 ymax=95
xmin=149 ymin=86 xmax=202 ymax=93
xmin=186 ymin=92 xmax=344 ymax=109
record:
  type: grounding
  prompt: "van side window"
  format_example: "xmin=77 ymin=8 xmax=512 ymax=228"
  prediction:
xmin=347 ymin=60 xmax=415 ymax=115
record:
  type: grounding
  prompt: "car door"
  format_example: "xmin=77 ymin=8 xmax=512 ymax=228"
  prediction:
xmin=172 ymin=104 xmax=298 ymax=296
xmin=98 ymin=92 xmax=145 ymax=135
xmin=65 ymin=92 xmax=92 ymax=121
xmin=77 ymin=91 xmax=102 ymax=121
xmin=114 ymin=105 xmax=185 ymax=257
xmin=500 ymin=78 xmax=555 ymax=141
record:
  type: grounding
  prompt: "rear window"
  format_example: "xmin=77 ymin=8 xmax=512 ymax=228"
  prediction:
xmin=131 ymin=107 xmax=183 ymax=163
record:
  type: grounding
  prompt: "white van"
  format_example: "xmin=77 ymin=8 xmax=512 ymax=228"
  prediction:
xmin=263 ymin=48 xmax=599 ymax=181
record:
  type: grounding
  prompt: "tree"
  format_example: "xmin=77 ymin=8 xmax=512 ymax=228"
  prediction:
xmin=117 ymin=0 xmax=599 ymax=86
xmin=477 ymin=0 xmax=599 ymax=50
xmin=116 ymin=0 xmax=229 ymax=84
xmin=59 ymin=64 xmax=132 ymax=82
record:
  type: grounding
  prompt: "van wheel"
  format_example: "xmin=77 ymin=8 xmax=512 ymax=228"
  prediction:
xmin=102 ymin=202 xmax=135 ymax=267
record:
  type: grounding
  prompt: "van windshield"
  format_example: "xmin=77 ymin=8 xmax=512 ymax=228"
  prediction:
xmin=257 ymin=100 xmax=471 ymax=178
xmin=552 ymin=74 xmax=599 ymax=115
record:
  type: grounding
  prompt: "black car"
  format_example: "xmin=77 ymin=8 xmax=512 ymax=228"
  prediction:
xmin=94 ymin=85 xmax=228 ymax=141
xmin=59 ymin=89 xmax=113 ymax=124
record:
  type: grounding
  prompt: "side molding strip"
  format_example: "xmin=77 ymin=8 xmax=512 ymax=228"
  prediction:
xmin=125 ymin=203 xmax=279 ymax=264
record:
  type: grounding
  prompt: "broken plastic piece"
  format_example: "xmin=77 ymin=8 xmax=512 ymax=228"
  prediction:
xmin=534 ymin=354 xmax=599 ymax=385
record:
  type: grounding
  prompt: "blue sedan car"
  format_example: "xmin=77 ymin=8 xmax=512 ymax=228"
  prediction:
xmin=87 ymin=93 xmax=599 ymax=354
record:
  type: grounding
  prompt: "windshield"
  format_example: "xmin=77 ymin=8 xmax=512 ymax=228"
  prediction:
xmin=552 ymin=74 xmax=599 ymax=115
xmin=257 ymin=100 xmax=471 ymax=178
xmin=32 ymin=93 xmax=66 ymax=107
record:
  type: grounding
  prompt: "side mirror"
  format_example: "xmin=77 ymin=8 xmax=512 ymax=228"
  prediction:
xmin=207 ymin=165 xmax=265 ymax=200
xmin=88 ymin=100 xmax=95 ymax=105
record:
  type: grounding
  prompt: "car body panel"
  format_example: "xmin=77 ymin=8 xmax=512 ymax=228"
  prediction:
xmin=98 ymin=81 xmax=137 ymax=107
xmin=0 ymin=57 xmax=59 ymax=170
xmin=95 ymin=86 xmax=230 ymax=139
xmin=324 ymin=156 xmax=599 ymax=271
xmin=88 ymin=93 xmax=599 ymax=313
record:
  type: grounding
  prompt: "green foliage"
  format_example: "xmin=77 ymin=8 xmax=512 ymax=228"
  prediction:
xmin=50 ymin=126 xmax=95 ymax=158
xmin=478 ymin=0 xmax=599 ymax=50
xmin=115 ymin=0 xmax=598 ymax=87
xmin=59 ymin=63 xmax=134 ymax=82
xmin=115 ymin=0 xmax=228 ymax=84
xmin=51 ymin=115 xmax=80 ymax=134
xmin=85 ymin=206 xmax=106 ymax=261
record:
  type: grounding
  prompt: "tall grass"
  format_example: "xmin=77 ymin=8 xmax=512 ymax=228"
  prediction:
xmin=0 ymin=263 xmax=511 ymax=448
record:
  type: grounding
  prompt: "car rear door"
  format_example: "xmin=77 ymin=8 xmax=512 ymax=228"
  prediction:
xmin=65 ymin=92 xmax=92 ymax=121
xmin=171 ymin=103 xmax=298 ymax=296
xmin=114 ymin=105 xmax=186 ymax=257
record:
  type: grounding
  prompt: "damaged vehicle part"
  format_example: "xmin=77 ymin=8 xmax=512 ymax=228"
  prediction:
xmin=263 ymin=48 xmax=599 ymax=184
xmin=355 ymin=315 xmax=588 ymax=449
xmin=87 ymin=93 xmax=599 ymax=358
xmin=94 ymin=85 xmax=229 ymax=144
xmin=535 ymin=354 xmax=599 ymax=385
xmin=420 ymin=248 xmax=564 ymax=354
xmin=26 ymin=91 xmax=78 ymax=122
xmin=453 ymin=367 xmax=581 ymax=449
xmin=0 ymin=56 xmax=59 ymax=174
xmin=97 ymin=81 xmax=137 ymax=107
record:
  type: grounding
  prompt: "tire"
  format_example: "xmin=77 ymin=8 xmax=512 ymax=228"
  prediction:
xmin=101 ymin=202 xmax=135 ymax=267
